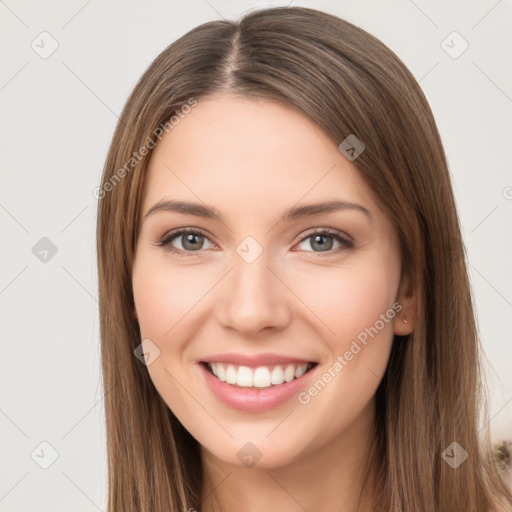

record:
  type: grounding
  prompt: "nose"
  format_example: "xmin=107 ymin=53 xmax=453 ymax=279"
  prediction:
xmin=215 ymin=249 xmax=291 ymax=335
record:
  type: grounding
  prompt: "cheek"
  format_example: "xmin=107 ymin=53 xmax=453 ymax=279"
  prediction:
xmin=132 ymin=255 xmax=205 ymax=410
xmin=132 ymin=255 xmax=209 ymax=339
xmin=289 ymin=260 xmax=399 ymax=346
xmin=132 ymin=267 xmax=171 ymax=338
xmin=291 ymin=266 xmax=398 ymax=437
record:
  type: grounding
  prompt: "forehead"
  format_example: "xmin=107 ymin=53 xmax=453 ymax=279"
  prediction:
xmin=142 ymin=94 xmax=381 ymax=222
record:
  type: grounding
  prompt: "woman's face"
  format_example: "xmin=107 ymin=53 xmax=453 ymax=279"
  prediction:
xmin=132 ymin=94 xmax=415 ymax=469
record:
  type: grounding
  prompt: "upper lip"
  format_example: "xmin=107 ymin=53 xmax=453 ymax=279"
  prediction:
xmin=200 ymin=352 xmax=317 ymax=368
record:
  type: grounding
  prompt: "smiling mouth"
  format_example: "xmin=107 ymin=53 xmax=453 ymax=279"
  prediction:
xmin=201 ymin=361 xmax=318 ymax=389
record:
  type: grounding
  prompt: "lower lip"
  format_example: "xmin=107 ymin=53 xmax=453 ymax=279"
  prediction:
xmin=198 ymin=363 xmax=317 ymax=412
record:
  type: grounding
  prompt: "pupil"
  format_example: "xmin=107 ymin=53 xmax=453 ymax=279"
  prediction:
xmin=313 ymin=235 xmax=332 ymax=252
xmin=183 ymin=234 xmax=202 ymax=250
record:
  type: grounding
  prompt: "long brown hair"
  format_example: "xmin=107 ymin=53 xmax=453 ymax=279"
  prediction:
xmin=96 ymin=6 xmax=512 ymax=511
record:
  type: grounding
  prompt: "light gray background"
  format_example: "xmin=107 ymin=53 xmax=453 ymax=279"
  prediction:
xmin=1 ymin=1 xmax=511 ymax=510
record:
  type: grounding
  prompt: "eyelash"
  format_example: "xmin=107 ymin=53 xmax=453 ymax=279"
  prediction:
xmin=154 ymin=227 xmax=354 ymax=258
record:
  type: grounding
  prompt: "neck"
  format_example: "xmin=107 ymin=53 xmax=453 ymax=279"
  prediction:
xmin=200 ymin=398 xmax=382 ymax=512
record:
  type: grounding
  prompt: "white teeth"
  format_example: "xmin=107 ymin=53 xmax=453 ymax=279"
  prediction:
xmin=216 ymin=363 xmax=226 ymax=382
xmin=206 ymin=361 xmax=314 ymax=388
xmin=226 ymin=364 xmax=237 ymax=384
xmin=284 ymin=364 xmax=296 ymax=382
xmin=237 ymin=366 xmax=253 ymax=387
xmin=253 ymin=367 xmax=271 ymax=387
xmin=295 ymin=363 xmax=308 ymax=378
xmin=270 ymin=365 xmax=285 ymax=385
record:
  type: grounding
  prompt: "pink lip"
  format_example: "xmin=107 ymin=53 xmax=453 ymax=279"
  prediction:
xmin=199 ymin=352 xmax=315 ymax=368
xmin=198 ymin=362 xmax=318 ymax=412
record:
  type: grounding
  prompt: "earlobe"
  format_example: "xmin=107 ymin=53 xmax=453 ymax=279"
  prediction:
xmin=395 ymin=313 xmax=415 ymax=335
xmin=394 ymin=306 xmax=416 ymax=336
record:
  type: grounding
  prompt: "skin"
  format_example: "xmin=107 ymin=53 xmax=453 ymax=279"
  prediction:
xmin=132 ymin=94 xmax=417 ymax=512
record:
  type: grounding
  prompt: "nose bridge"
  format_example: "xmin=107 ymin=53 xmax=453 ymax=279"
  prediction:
xmin=216 ymin=239 xmax=289 ymax=333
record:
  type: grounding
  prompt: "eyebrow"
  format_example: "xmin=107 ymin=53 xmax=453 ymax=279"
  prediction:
xmin=143 ymin=199 xmax=372 ymax=223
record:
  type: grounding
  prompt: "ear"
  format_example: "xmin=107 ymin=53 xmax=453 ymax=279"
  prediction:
xmin=133 ymin=308 xmax=138 ymax=320
xmin=393 ymin=270 xmax=417 ymax=336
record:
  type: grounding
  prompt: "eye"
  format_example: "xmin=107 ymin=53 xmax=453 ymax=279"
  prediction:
xmin=154 ymin=227 xmax=354 ymax=257
xmin=295 ymin=229 xmax=354 ymax=256
xmin=155 ymin=228 xmax=215 ymax=257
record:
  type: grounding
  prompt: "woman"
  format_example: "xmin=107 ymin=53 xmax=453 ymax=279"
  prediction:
xmin=96 ymin=6 xmax=512 ymax=511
